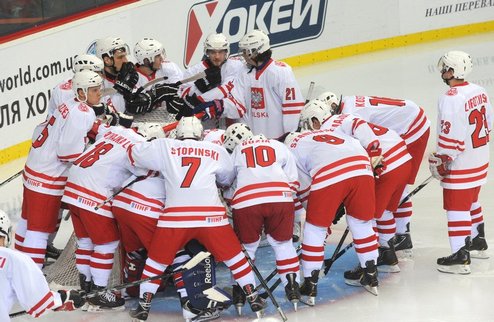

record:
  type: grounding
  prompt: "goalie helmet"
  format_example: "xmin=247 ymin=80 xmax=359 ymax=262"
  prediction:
xmin=0 ymin=209 xmax=12 ymax=247
xmin=317 ymin=91 xmax=340 ymax=113
xmin=95 ymin=37 xmax=130 ymax=60
xmin=176 ymin=117 xmax=203 ymax=140
xmin=73 ymin=54 xmax=104 ymax=73
xmin=204 ymin=33 xmax=230 ymax=58
xmin=134 ymin=38 xmax=166 ymax=65
xmin=437 ymin=50 xmax=473 ymax=79
xmin=299 ymin=99 xmax=332 ymax=130
xmin=72 ymin=70 xmax=103 ymax=101
xmin=223 ymin=123 xmax=253 ymax=153
xmin=238 ymin=30 xmax=270 ymax=59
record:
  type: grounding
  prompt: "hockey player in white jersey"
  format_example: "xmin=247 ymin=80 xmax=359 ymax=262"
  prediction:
xmin=192 ymin=30 xmax=304 ymax=138
xmin=178 ymin=33 xmax=245 ymax=127
xmin=62 ymin=124 xmax=150 ymax=310
xmin=286 ymin=130 xmax=379 ymax=299
xmin=127 ymin=117 xmax=266 ymax=320
xmin=223 ymin=123 xmax=301 ymax=310
xmin=430 ymin=50 xmax=493 ymax=274
xmin=15 ymin=70 xmax=109 ymax=268
xmin=301 ymin=99 xmax=413 ymax=272
xmin=0 ymin=210 xmax=85 ymax=322
xmin=46 ymin=54 xmax=104 ymax=119
xmin=320 ymin=91 xmax=430 ymax=255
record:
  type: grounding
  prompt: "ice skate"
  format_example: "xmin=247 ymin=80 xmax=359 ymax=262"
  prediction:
xmin=284 ymin=273 xmax=300 ymax=311
xmin=394 ymin=232 xmax=413 ymax=259
xmin=299 ymin=270 xmax=318 ymax=306
xmin=232 ymin=284 xmax=246 ymax=315
xmin=45 ymin=243 xmax=63 ymax=261
xmin=79 ymin=274 xmax=92 ymax=311
xmin=437 ymin=237 xmax=471 ymax=275
xmin=87 ymin=282 xmax=125 ymax=312
xmin=130 ymin=292 xmax=153 ymax=321
xmin=182 ymin=299 xmax=220 ymax=322
xmin=344 ymin=260 xmax=379 ymax=295
xmin=470 ymin=223 xmax=489 ymax=259
xmin=243 ymin=284 xmax=267 ymax=318
xmin=377 ymin=238 xmax=400 ymax=273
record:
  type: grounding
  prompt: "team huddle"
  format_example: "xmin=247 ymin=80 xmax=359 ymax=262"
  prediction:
xmin=1 ymin=27 xmax=492 ymax=322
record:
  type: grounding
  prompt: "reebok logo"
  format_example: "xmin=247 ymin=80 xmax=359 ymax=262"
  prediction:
xmin=184 ymin=0 xmax=327 ymax=66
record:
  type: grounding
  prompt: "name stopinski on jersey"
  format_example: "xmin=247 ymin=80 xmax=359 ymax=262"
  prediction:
xmin=184 ymin=0 xmax=328 ymax=66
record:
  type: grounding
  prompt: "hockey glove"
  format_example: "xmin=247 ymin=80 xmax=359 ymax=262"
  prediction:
xmin=166 ymin=94 xmax=187 ymax=114
xmin=194 ymin=66 xmax=221 ymax=93
xmin=150 ymin=82 xmax=180 ymax=105
xmin=428 ymin=153 xmax=452 ymax=180
xmin=91 ymin=103 xmax=107 ymax=116
xmin=125 ymin=92 xmax=153 ymax=115
xmin=55 ymin=290 xmax=85 ymax=311
xmin=184 ymin=93 xmax=203 ymax=109
xmin=193 ymin=99 xmax=224 ymax=120
xmin=114 ymin=62 xmax=138 ymax=96
xmin=106 ymin=112 xmax=134 ymax=128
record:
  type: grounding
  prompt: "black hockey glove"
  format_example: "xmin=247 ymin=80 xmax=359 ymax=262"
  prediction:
xmin=149 ymin=82 xmax=180 ymax=105
xmin=114 ymin=62 xmax=138 ymax=96
xmin=107 ymin=112 xmax=134 ymax=128
xmin=125 ymin=92 xmax=152 ymax=115
xmin=194 ymin=66 xmax=221 ymax=93
xmin=193 ymin=99 xmax=224 ymax=120
xmin=184 ymin=93 xmax=202 ymax=109
xmin=55 ymin=290 xmax=85 ymax=311
xmin=91 ymin=103 xmax=107 ymax=116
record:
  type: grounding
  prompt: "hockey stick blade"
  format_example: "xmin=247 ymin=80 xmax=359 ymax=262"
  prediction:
xmin=304 ymin=81 xmax=315 ymax=103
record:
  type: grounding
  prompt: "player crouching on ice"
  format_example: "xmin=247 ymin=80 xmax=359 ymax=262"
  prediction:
xmin=0 ymin=210 xmax=85 ymax=321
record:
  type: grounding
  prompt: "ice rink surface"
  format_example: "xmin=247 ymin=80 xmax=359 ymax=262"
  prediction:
xmin=2 ymin=32 xmax=494 ymax=321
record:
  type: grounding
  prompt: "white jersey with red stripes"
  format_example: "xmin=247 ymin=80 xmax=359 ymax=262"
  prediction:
xmin=101 ymin=76 xmax=125 ymax=113
xmin=322 ymin=113 xmax=411 ymax=174
xmin=62 ymin=126 xmax=149 ymax=218
xmin=230 ymin=137 xmax=298 ymax=209
xmin=128 ymin=138 xmax=234 ymax=228
xmin=136 ymin=60 xmax=184 ymax=87
xmin=341 ymin=95 xmax=430 ymax=144
xmin=0 ymin=247 xmax=63 ymax=321
xmin=23 ymin=99 xmax=98 ymax=196
xmin=203 ymin=128 xmax=225 ymax=146
xmin=47 ymin=77 xmax=74 ymax=118
xmin=436 ymin=82 xmax=493 ymax=189
xmin=225 ymin=59 xmax=304 ymax=138
xmin=286 ymin=129 xmax=374 ymax=194
xmin=180 ymin=58 xmax=244 ymax=112
xmin=112 ymin=175 xmax=166 ymax=220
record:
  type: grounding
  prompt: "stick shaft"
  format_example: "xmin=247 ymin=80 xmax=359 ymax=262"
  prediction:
xmin=0 ymin=170 xmax=22 ymax=188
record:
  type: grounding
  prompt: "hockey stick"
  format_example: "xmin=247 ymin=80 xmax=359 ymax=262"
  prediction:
xmin=161 ymin=112 xmax=206 ymax=133
xmin=94 ymin=174 xmax=151 ymax=210
xmin=102 ymin=71 xmax=207 ymax=96
xmin=305 ymin=81 xmax=315 ymax=104
xmin=320 ymin=175 xmax=435 ymax=276
xmin=241 ymin=246 xmax=287 ymax=321
xmin=0 ymin=170 xmax=22 ymax=188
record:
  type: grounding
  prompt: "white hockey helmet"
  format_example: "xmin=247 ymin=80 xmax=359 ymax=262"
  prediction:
xmin=0 ymin=210 xmax=12 ymax=247
xmin=136 ymin=122 xmax=166 ymax=139
xmin=95 ymin=37 xmax=130 ymax=60
xmin=134 ymin=38 xmax=166 ymax=65
xmin=223 ymin=123 xmax=253 ymax=153
xmin=72 ymin=70 xmax=103 ymax=101
xmin=284 ymin=132 xmax=300 ymax=148
xmin=238 ymin=30 xmax=270 ymax=58
xmin=176 ymin=116 xmax=204 ymax=140
xmin=204 ymin=33 xmax=230 ymax=58
xmin=73 ymin=54 xmax=104 ymax=73
xmin=299 ymin=99 xmax=332 ymax=130
xmin=317 ymin=92 xmax=340 ymax=112
xmin=437 ymin=50 xmax=473 ymax=79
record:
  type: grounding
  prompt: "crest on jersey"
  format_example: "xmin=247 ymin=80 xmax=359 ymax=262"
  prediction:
xmin=184 ymin=0 xmax=328 ymax=67
xmin=251 ymin=87 xmax=265 ymax=109
xmin=447 ymin=88 xmax=458 ymax=96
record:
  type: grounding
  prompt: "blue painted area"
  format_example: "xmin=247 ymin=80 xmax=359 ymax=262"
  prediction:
xmin=128 ymin=243 xmax=383 ymax=320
